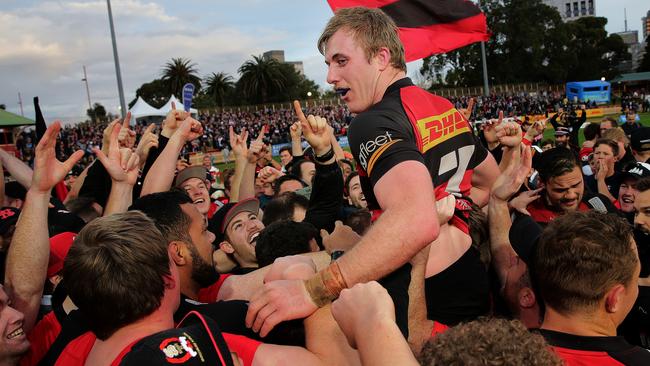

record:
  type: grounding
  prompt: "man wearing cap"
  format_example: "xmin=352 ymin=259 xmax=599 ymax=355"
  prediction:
xmin=211 ymin=198 xmax=263 ymax=273
xmin=0 ymin=207 xmax=20 ymax=284
xmin=175 ymin=166 xmax=218 ymax=219
xmin=631 ymin=127 xmax=650 ymax=164
xmin=616 ymin=162 xmax=650 ymax=223
xmin=553 ymin=127 xmax=574 ymax=152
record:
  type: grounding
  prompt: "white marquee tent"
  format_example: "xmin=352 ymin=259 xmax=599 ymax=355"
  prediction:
xmin=159 ymin=95 xmax=198 ymax=115
xmin=128 ymin=97 xmax=165 ymax=120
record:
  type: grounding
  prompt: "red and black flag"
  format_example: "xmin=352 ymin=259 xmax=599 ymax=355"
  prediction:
xmin=327 ymin=0 xmax=489 ymax=62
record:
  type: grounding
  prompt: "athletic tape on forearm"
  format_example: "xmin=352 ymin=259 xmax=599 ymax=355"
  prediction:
xmin=304 ymin=262 xmax=349 ymax=307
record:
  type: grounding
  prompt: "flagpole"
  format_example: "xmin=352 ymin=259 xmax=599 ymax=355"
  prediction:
xmin=478 ymin=0 xmax=489 ymax=96
xmin=106 ymin=0 xmax=126 ymax=118
xmin=480 ymin=42 xmax=489 ymax=96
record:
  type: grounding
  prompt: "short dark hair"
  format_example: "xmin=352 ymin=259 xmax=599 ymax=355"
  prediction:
xmin=637 ymin=177 xmax=650 ymax=192
xmin=339 ymin=159 xmax=354 ymax=172
xmin=279 ymin=146 xmax=291 ymax=154
xmin=537 ymin=148 xmax=580 ymax=182
xmin=419 ymin=318 xmax=560 ymax=365
xmin=255 ymin=220 xmax=318 ymax=267
xmin=65 ymin=196 xmax=100 ymax=223
xmin=290 ymin=159 xmax=314 ymax=184
xmin=583 ymin=123 xmax=601 ymax=141
xmin=532 ymin=211 xmax=636 ymax=315
xmin=593 ymin=138 xmax=619 ymax=157
xmin=344 ymin=171 xmax=360 ymax=197
xmin=130 ymin=190 xmax=193 ymax=243
xmin=262 ymin=192 xmax=309 ymax=226
xmin=273 ymin=174 xmax=306 ymax=197
xmin=62 ymin=211 xmax=170 ymax=340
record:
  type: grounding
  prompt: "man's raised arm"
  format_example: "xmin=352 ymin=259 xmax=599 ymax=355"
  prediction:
xmin=4 ymin=122 xmax=84 ymax=333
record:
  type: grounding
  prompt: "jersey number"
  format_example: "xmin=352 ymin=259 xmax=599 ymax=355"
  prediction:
xmin=437 ymin=145 xmax=475 ymax=195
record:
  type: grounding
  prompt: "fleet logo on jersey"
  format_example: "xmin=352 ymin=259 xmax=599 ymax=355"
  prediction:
xmin=417 ymin=108 xmax=470 ymax=153
xmin=358 ymin=131 xmax=400 ymax=173
xmin=160 ymin=336 xmax=198 ymax=363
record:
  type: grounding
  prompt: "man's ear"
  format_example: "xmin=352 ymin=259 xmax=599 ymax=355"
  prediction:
xmin=605 ymin=284 xmax=626 ymax=313
xmin=220 ymin=241 xmax=235 ymax=255
xmin=375 ymin=47 xmax=391 ymax=71
xmin=518 ymin=287 xmax=537 ymax=309
xmin=169 ymin=241 xmax=188 ymax=266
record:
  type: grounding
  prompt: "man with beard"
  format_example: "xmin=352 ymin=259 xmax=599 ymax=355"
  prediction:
xmin=213 ymin=199 xmax=264 ymax=274
xmin=525 ymin=147 xmax=617 ymax=225
xmin=344 ymin=172 xmax=367 ymax=210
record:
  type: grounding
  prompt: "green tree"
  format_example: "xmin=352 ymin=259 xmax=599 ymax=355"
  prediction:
xmin=86 ymin=102 xmax=107 ymax=123
xmin=204 ymin=72 xmax=234 ymax=107
xmin=129 ymin=78 xmax=169 ymax=109
xmin=636 ymin=40 xmax=650 ymax=72
xmin=161 ymin=58 xmax=201 ymax=99
xmin=420 ymin=0 xmax=620 ymax=87
xmin=565 ymin=17 xmax=630 ymax=80
xmin=0 ymin=104 xmax=5 ymax=110
xmin=237 ymin=55 xmax=286 ymax=104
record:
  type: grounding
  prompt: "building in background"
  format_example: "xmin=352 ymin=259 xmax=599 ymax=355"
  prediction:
xmin=263 ymin=50 xmax=304 ymax=76
xmin=643 ymin=10 xmax=650 ymax=40
xmin=543 ymin=0 xmax=595 ymax=21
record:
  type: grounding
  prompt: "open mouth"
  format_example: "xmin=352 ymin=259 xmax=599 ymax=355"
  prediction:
xmin=7 ymin=327 xmax=24 ymax=340
xmin=248 ymin=232 xmax=260 ymax=246
xmin=621 ymin=197 xmax=634 ymax=204
xmin=335 ymin=88 xmax=350 ymax=97
xmin=193 ymin=198 xmax=205 ymax=204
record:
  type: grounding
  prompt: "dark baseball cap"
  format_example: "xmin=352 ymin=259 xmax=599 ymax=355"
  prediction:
xmin=174 ymin=166 xmax=209 ymax=188
xmin=554 ymin=127 xmax=570 ymax=136
xmin=630 ymin=127 xmax=650 ymax=152
xmin=0 ymin=207 xmax=20 ymax=235
xmin=209 ymin=198 xmax=260 ymax=244
xmin=621 ymin=162 xmax=650 ymax=181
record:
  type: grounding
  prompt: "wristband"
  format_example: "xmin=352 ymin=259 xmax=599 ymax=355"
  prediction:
xmin=314 ymin=147 xmax=334 ymax=164
xmin=304 ymin=262 xmax=348 ymax=307
xmin=522 ymin=137 xmax=532 ymax=146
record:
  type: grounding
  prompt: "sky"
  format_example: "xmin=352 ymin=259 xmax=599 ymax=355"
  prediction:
xmin=0 ymin=0 xmax=648 ymax=123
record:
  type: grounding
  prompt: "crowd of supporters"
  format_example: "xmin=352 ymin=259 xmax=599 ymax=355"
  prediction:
xmin=2 ymin=7 xmax=650 ymax=363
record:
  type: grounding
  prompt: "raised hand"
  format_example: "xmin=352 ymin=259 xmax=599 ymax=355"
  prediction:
xmin=92 ymin=124 xmax=140 ymax=186
xmin=247 ymin=128 xmax=268 ymax=164
xmin=460 ymin=98 xmax=475 ymax=121
xmin=293 ymin=100 xmax=331 ymax=156
xmin=176 ymin=116 xmax=204 ymax=142
xmin=524 ymin=119 xmax=546 ymax=140
xmin=162 ymin=101 xmax=190 ymax=137
xmin=134 ymin=123 xmax=159 ymax=166
xmin=116 ymin=111 xmax=136 ymax=149
xmin=495 ymin=114 xmax=522 ymax=148
xmin=508 ymin=188 xmax=543 ymax=215
xmin=229 ymin=126 xmax=249 ymax=158
xmin=331 ymin=282 xmax=396 ymax=349
xmin=32 ymin=121 xmax=85 ymax=194
xmin=289 ymin=121 xmax=303 ymax=141
xmin=491 ymin=144 xmax=532 ymax=202
xmin=320 ymin=221 xmax=361 ymax=254
xmin=258 ymin=166 xmax=283 ymax=185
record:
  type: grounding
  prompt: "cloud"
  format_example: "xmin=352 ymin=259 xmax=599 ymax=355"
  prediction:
xmin=0 ymin=0 xmax=298 ymax=122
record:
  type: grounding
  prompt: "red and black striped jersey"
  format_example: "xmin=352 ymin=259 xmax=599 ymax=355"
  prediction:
xmin=348 ymin=77 xmax=488 ymax=211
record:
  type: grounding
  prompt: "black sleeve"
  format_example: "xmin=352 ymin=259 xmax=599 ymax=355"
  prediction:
xmin=134 ymin=134 xmax=170 ymax=198
xmin=348 ymin=111 xmax=424 ymax=188
xmin=549 ymin=113 xmax=560 ymax=130
xmin=304 ymin=160 xmax=343 ymax=235
xmin=78 ymin=160 xmax=111 ymax=208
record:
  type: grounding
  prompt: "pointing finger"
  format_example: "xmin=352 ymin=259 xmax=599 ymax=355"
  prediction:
xmin=293 ymin=100 xmax=307 ymax=123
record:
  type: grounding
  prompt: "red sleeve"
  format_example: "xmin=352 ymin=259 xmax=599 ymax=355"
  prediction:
xmin=20 ymin=312 xmax=62 ymax=366
xmin=223 ymin=333 xmax=262 ymax=366
xmin=54 ymin=181 xmax=69 ymax=202
xmin=197 ymin=274 xmax=232 ymax=303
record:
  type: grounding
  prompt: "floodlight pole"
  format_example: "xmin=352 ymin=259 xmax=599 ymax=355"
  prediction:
xmin=106 ymin=0 xmax=126 ymax=118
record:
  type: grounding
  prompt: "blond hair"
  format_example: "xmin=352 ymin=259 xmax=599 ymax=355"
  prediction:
xmin=318 ymin=7 xmax=406 ymax=72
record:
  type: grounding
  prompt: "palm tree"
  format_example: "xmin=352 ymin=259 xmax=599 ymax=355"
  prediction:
xmin=204 ymin=72 xmax=234 ymax=107
xmin=161 ymin=58 xmax=201 ymax=98
xmin=237 ymin=55 xmax=286 ymax=104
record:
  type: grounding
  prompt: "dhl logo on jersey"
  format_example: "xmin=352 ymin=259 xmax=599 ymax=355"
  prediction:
xmin=417 ymin=108 xmax=470 ymax=153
